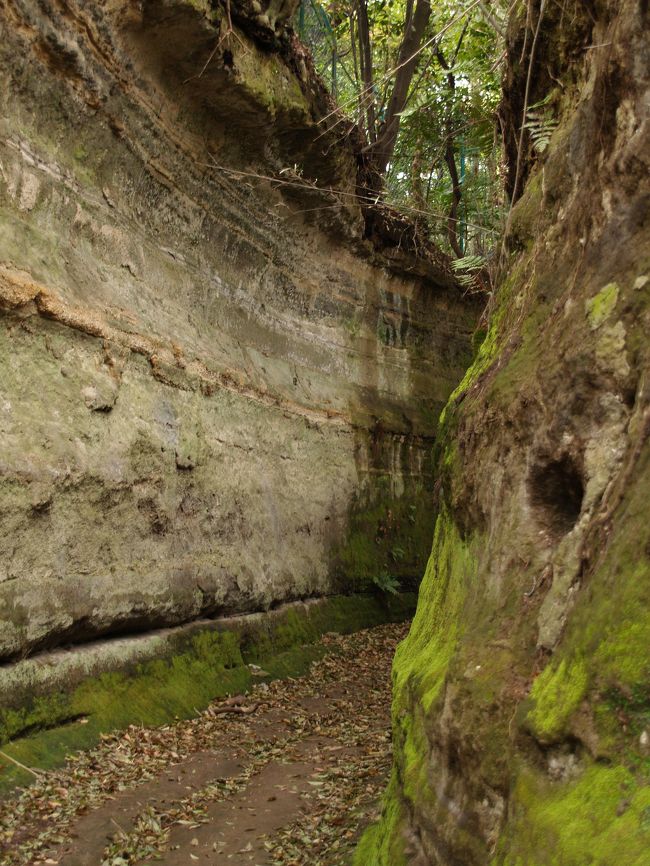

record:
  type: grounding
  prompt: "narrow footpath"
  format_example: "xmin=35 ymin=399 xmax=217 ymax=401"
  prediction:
xmin=0 ymin=622 xmax=407 ymax=866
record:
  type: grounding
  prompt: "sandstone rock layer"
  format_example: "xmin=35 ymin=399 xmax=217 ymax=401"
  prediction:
xmin=0 ymin=0 xmax=476 ymax=681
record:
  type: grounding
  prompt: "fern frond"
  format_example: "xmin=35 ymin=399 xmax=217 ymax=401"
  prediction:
xmin=452 ymin=254 xmax=485 ymax=272
xmin=523 ymin=103 xmax=558 ymax=154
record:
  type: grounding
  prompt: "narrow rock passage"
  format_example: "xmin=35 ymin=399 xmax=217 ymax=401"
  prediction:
xmin=0 ymin=623 xmax=407 ymax=866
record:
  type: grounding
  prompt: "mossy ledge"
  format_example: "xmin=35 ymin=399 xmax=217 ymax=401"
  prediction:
xmin=0 ymin=593 xmax=414 ymax=793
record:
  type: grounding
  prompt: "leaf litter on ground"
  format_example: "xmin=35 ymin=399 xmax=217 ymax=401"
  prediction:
xmin=0 ymin=621 xmax=409 ymax=866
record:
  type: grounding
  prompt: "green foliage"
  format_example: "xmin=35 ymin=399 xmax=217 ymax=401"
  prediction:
xmin=451 ymin=253 xmax=485 ymax=272
xmin=523 ymin=95 xmax=559 ymax=154
xmin=452 ymin=252 xmax=486 ymax=290
xmin=300 ymin=0 xmax=508 ymax=258
xmin=386 ymin=3 xmax=505 ymax=254
xmin=372 ymin=571 xmax=401 ymax=595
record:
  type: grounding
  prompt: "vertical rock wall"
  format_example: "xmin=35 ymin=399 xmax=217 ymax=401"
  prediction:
xmin=358 ymin=1 xmax=650 ymax=863
xmin=0 ymin=0 xmax=476 ymax=679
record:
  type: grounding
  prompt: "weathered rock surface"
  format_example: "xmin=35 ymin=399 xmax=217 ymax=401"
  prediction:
xmin=358 ymin=1 xmax=650 ymax=863
xmin=0 ymin=0 xmax=476 ymax=675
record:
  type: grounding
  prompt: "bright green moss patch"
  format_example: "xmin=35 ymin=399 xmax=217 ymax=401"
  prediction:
xmin=0 ymin=594 xmax=415 ymax=793
xmin=393 ymin=507 xmax=477 ymax=712
xmin=526 ymin=657 xmax=589 ymax=743
xmin=354 ymin=509 xmax=477 ymax=864
xmin=353 ymin=772 xmax=408 ymax=866
xmin=585 ymin=282 xmax=619 ymax=329
xmin=397 ymin=709 xmax=432 ymax=806
xmin=0 ymin=630 xmax=252 ymax=792
xmin=595 ymin=609 xmax=650 ymax=688
xmin=496 ymin=764 xmax=650 ymax=866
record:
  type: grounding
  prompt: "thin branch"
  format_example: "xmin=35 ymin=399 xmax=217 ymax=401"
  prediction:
xmin=201 ymin=155 xmax=500 ymax=234
xmin=315 ymin=0 xmax=485 ymax=130
xmin=0 ymin=749 xmax=44 ymax=778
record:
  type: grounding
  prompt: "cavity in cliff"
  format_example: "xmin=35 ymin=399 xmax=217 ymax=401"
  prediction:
xmin=357 ymin=1 xmax=650 ymax=864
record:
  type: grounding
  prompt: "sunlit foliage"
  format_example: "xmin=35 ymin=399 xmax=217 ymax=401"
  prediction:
xmin=298 ymin=0 xmax=510 ymax=259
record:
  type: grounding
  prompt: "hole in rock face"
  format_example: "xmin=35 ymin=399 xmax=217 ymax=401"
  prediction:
xmin=529 ymin=454 xmax=585 ymax=535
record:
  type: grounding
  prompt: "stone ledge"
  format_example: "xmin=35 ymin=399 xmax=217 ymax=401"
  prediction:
xmin=0 ymin=592 xmax=415 ymax=792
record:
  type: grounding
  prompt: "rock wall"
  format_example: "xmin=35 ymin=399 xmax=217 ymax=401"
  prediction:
xmin=0 ymin=0 xmax=476 ymax=679
xmin=357 ymin=1 xmax=650 ymax=863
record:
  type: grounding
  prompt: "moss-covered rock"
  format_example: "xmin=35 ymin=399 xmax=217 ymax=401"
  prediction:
xmin=0 ymin=593 xmax=415 ymax=793
xmin=356 ymin=1 xmax=650 ymax=863
xmin=496 ymin=765 xmax=650 ymax=866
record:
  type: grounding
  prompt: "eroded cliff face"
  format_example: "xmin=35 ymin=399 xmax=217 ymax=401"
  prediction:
xmin=0 ymin=0 xmax=477 ymax=692
xmin=358 ymin=1 xmax=650 ymax=863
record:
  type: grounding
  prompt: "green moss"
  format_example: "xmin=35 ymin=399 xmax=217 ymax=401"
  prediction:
xmin=400 ymin=710 xmax=431 ymax=804
xmin=352 ymin=508 xmax=478 ymax=863
xmin=496 ymin=438 xmax=650 ymax=862
xmin=585 ymin=282 xmax=619 ymax=330
xmin=73 ymin=144 xmax=88 ymax=162
xmin=496 ymin=764 xmax=650 ymax=866
xmin=369 ymin=518 xmax=477 ymax=837
xmin=393 ymin=506 xmax=476 ymax=712
xmin=0 ymin=630 xmax=251 ymax=792
xmin=525 ymin=657 xmax=589 ymax=743
xmin=353 ymin=772 xmax=408 ymax=866
xmin=472 ymin=326 xmax=488 ymax=355
xmin=232 ymin=38 xmax=306 ymax=118
xmin=336 ymin=478 xmax=435 ymax=591
xmin=508 ymin=169 xmax=545 ymax=248
xmin=438 ymin=258 xmax=528 ymax=443
xmin=594 ymin=601 xmax=650 ymax=688
xmin=0 ymin=594 xmax=415 ymax=793
xmin=540 ymin=440 xmax=650 ymax=754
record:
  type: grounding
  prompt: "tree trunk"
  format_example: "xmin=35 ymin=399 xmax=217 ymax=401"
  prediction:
xmin=371 ymin=0 xmax=431 ymax=175
xmin=355 ymin=0 xmax=377 ymax=143
xmin=443 ymin=138 xmax=462 ymax=256
xmin=435 ymin=26 xmax=469 ymax=257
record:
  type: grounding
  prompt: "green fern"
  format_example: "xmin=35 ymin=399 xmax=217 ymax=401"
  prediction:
xmin=452 ymin=254 xmax=485 ymax=290
xmin=451 ymin=254 xmax=485 ymax=272
xmin=372 ymin=572 xmax=401 ymax=595
xmin=523 ymin=97 xmax=558 ymax=154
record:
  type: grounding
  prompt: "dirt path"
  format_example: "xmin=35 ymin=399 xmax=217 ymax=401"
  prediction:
xmin=0 ymin=622 xmax=407 ymax=866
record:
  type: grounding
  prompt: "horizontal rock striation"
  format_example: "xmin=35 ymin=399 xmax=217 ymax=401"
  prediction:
xmin=0 ymin=0 xmax=477 ymax=675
